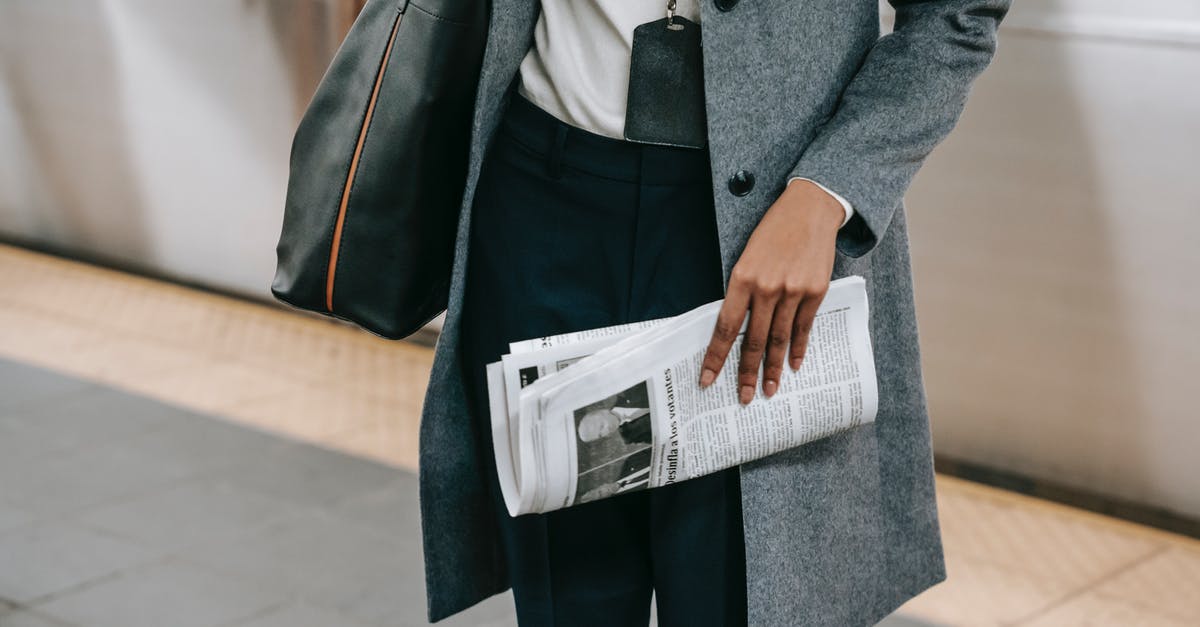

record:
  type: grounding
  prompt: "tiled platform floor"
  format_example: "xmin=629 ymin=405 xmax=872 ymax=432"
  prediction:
xmin=0 ymin=357 xmax=941 ymax=627
xmin=0 ymin=356 xmax=519 ymax=627
xmin=1 ymin=243 xmax=1198 ymax=626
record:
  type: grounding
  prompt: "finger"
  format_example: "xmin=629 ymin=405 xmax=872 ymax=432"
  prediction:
xmin=737 ymin=290 xmax=777 ymax=405
xmin=789 ymin=285 xmax=829 ymax=370
xmin=762 ymin=292 xmax=802 ymax=398
xmin=699 ymin=277 xmax=751 ymax=388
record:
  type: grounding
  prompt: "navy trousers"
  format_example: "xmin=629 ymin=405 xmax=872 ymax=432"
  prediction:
xmin=460 ymin=91 xmax=748 ymax=627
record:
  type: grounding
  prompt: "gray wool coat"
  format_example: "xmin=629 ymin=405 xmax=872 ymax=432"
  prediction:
xmin=418 ymin=0 xmax=1009 ymax=624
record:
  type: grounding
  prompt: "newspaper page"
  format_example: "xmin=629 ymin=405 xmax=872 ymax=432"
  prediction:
xmin=506 ymin=315 xmax=669 ymax=355
xmin=487 ymin=275 xmax=878 ymax=516
xmin=485 ymin=320 xmax=680 ymax=512
xmin=486 ymin=312 xmax=688 ymax=516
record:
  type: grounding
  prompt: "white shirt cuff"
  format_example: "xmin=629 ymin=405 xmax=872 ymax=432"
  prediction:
xmin=787 ymin=176 xmax=854 ymax=228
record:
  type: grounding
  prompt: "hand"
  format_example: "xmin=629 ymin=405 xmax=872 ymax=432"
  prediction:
xmin=698 ymin=178 xmax=844 ymax=404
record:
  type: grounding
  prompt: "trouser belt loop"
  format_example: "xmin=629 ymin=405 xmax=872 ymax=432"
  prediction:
xmin=547 ymin=124 xmax=568 ymax=179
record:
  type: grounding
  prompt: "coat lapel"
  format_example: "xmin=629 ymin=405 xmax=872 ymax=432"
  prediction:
xmin=444 ymin=0 xmax=540 ymax=323
xmin=466 ymin=0 xmax=540 ymax=189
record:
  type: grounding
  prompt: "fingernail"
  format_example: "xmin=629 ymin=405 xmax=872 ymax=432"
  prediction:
xmin=790 ymin=357 xmax=801 ymax=371
xmin=700 ymin=369 xmax=715 ymax=387
xmin=739 ymin=385 xmax=754 ymax=404
xmin=763 ymin=379 xmax=777 ymax=397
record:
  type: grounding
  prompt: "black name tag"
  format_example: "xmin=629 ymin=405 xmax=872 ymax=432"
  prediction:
xmin=623 ymin=16 xmax=707 ymax=149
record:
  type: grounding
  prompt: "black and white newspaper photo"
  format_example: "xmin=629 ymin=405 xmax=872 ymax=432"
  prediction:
xmin=572 ymin=381 xmax=655 ymax=505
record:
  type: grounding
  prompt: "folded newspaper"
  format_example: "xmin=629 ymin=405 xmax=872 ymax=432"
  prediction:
xmin=486 ymin=275 xmax=878 ymax=516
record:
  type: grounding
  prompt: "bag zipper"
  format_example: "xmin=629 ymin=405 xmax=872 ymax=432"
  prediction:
xmin=326 ymin=4 xmax=407 ymax=312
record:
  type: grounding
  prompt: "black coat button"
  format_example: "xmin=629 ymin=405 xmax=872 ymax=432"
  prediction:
xmin=727 ymin=169 xmax=755 ymax=196
xmin=714 ymin=0 xmax=739 ymax=11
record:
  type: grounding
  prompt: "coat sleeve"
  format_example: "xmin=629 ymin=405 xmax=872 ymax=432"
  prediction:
xmin=785 ymin=0 xmax=1011 ymax=258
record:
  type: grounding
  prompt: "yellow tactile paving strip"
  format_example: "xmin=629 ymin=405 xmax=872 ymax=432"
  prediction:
xmin=1 ymin=243 xmax=1197 ymax=626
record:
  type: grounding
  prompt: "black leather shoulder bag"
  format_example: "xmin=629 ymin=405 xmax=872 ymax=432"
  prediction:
xmin=270 ymin=0 xmax=488 ymax=339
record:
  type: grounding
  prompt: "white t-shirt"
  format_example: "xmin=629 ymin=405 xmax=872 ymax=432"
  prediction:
xmin=514 ymin=1 xmax=855 ymax=227
xmin=516 ymin=1 xmax=703 ymax=141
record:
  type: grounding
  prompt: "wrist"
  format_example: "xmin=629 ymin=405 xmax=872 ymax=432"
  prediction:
xmin=784 ymin=178 xmax=846 ymax=231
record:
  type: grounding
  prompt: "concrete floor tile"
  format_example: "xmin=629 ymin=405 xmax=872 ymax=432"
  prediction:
xmin=0 ymin=505 xmax=37 ymax=535
xmin=358 ymin=592 xmax=520 ymax=627
xmin=77 ymin=477 xmax=314 ymax=553
xmin=178 ymin=512 xmax=422 ymax=614
xmin=232 ymin=602 xmax=373 ymax=627
xmin=0 ymin=358 xmax=98 ymax=413
xmin=4 ymin=427 xmax=234 ymax=518
xmin=434 ymin=594 xmax=519 ymax=627
xmin=330 ymin=474 xmax=422 ymax=539
xmin=324 ymin=570 xmax=438 ymax=626
xmin=124 ymin=412 xmax=293 ymax=478
xmin=0 ymin=520 xmax=159 ymax=604
xmin=35 ymin=558 xmax=284 ymax=627
xmin=0 ymin=610 xmax=78 ymax=627
xmin=232 ymin=442 xmax=404 ymax=509
xmin=0 ymin=386 xmax=190 ymax=464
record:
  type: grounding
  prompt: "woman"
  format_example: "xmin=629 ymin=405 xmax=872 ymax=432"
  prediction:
xmin=418 ymin=1 xmax=1009 ymax=625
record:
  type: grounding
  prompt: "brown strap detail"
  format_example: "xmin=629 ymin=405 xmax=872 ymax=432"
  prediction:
xmin=326 ymin=10 xmax=405 ymax=312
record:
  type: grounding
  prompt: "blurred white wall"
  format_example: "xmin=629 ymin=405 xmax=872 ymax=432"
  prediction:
xmin=0 ymin=1 xmax=1197 ymax=519
xmin=0 ymin=0 xmax=348 ymax=298
xmin=897 ymin=0 xmax=1200 ymax=519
